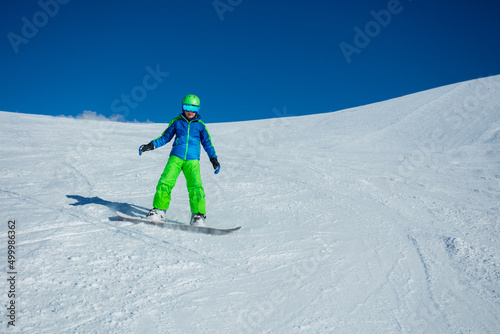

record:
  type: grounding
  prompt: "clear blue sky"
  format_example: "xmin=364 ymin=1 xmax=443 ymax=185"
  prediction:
xmin=1 ymin=0 xmax=500 ymax=123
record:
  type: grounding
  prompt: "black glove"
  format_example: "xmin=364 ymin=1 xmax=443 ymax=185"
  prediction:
xmin=210 ymin=157 xmax=220 ymax=174
xmin=139 ymin=142 xmax=154 ymax=156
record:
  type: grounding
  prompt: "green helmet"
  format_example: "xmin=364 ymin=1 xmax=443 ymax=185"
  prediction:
xmin=182 ymin=94 xmax=200 ymax=107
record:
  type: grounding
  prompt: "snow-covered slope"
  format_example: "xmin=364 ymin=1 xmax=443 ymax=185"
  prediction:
xmin=1 ymin=75 xmax=499 ymax=333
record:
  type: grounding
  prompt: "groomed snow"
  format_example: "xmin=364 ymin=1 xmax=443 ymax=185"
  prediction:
xmin=1 ymin=75 xmax=499 ymax=333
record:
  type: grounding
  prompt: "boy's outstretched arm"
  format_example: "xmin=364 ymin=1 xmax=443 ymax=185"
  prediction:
xmin=139 ymin=142 xmax=154 ymax=156
xmin=138 ymin=119 xmax=178 ymax=156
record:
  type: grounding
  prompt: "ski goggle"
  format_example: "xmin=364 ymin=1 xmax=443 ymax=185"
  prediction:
xmin=182 ymin=104 xmax=200 ymax=112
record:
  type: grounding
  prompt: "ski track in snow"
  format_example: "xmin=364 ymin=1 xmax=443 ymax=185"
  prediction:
xmin=1 ymin=76 xmax=500 ymax=333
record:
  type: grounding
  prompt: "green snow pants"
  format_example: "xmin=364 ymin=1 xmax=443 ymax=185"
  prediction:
xmin=153 ymin=155 xmax=206 ymax=214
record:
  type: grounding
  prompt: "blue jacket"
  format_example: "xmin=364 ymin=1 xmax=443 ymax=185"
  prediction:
xmin=152 ymin=113 xmax=217 ymax=160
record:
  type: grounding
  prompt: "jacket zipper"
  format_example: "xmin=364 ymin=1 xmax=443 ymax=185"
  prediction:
xmin=184 ymin=120 xmax=191 ymax=160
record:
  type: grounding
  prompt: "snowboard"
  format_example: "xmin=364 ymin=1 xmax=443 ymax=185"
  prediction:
xmin=115 ymin=211 xmax=241 ymax=235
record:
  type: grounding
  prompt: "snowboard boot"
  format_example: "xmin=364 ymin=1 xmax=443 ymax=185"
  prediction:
xmin=146 ymin=208 xmax=166 ymax=221
xmin=190 ymin=213 xmax=206 ymax=227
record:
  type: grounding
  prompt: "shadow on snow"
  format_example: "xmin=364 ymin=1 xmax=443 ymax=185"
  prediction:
xmin=66 ymin=195 xmax=148 ymax=220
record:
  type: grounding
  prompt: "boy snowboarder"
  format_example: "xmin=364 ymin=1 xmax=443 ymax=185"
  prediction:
xmin=139 ymin=94 xmax=220 ymax=226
